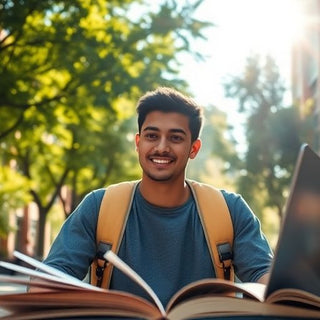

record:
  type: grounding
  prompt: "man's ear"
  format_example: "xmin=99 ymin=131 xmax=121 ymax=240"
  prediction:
xmin=135 ymin=133 xmax=140 ymax=151
xmin=189 ymin=139 xmax=201 ymax=159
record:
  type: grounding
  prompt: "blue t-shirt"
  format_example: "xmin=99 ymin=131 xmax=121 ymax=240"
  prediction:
xmin=44 ymin=184 xmax=273 ymax=307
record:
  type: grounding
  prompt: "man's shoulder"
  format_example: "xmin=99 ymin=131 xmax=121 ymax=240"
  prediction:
xmin=187 ymin=179 xmax=244 ymax=216
xmin=187 ymin=179 xmax=241 ymax=200
xmin=105 ymin=180 xmax=140 ymax=190
xmin=90 ymin=180 xmax=140 ymax=196
xmin=91 ymin=180 xmax=140 ymax=204
xmin=88 ymin=188 xmax=107 ymax=197
xmin=81 ymin=188 xmax=106 ymax=208
xmin=220 ymin=189 xmax=242 ymax=202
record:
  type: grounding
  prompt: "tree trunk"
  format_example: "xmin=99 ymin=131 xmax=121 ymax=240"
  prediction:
xmin=36 ymin=208 xmax=48 ymax=259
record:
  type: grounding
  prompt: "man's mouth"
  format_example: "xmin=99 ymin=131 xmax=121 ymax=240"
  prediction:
xmin=149 ymin=155 xmax=175 ymax=165
xmin=152 ymin=158 xmax=171 ymax=164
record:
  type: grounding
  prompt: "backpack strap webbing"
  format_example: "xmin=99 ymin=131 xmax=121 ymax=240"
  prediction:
xmin=91 ymin=180 xmax=234 ymax=288
xmin=187 ymin=180 xmax=234 ymax=281
xmin=91 ymin=181 xmax=138 ymax=288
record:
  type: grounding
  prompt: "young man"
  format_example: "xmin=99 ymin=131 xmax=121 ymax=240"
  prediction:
xmin=43 ymin=87 xmax=273 ymax=306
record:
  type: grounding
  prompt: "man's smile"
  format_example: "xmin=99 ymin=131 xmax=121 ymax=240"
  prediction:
xmin=151 ymin=158 xmax=173 ymax=164
xmin=149 ymin=155 xmax=176 ymax=165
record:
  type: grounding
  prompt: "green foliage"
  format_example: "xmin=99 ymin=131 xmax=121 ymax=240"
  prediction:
xmin=205 ymin=107 xmax=241 ymax=171
xmin=224 ymin=54 xmax=313 ymax=220
xmin=0 ymin=166 xmax=31 ymax=238
xmin=0 ymin=0 xmax=211 ymax=256
xmin=188 ymin=105 xmax=240 ymax=191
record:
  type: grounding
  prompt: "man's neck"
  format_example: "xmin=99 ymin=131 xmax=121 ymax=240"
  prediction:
xmin=139 ymin=177 xmax=190 ymax=208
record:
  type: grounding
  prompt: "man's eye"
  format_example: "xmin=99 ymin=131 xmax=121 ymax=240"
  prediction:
xmin=171 ymin=135 xmax=183 ymax=142
xmin=145 ymin=133 xmax=158 ymax=140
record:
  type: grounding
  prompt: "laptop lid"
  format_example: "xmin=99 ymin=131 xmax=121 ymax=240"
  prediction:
xmin=265 ymin=144 xmax=320 ymax=298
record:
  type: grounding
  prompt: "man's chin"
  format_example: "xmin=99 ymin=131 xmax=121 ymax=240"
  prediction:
xmin=146 ymin=173 xmax=172 ymax=182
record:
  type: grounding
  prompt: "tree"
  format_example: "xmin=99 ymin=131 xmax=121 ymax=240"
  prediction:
xmin=0 ymin=167 xmax=31 ymax=241
xmin=0 ymin=0 xmax=212 ymax=257
xmin=188 ymin=105 xmax=241 ymax=190
xmin=224 ymin=55 xmax=312 ymax=220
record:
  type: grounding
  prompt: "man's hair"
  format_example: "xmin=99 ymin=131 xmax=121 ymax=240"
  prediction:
xmin=136 ymin=87 xmax=203 ymax=142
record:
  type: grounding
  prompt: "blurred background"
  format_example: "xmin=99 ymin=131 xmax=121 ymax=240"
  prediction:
xmin=0 ymin=0 xmax=319 ymax=261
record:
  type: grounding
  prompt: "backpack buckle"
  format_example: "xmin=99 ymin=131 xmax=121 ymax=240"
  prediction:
xmin=96 ymin=242 xmax=112 ymax=260
xmin=217 ymin=242 xmax=233 ymax=280
xmin=95 ymin=242 xmax=112 ymax=287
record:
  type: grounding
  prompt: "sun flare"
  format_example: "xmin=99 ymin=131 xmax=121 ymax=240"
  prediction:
xmin=213 ymin=0 xmax=306 ymax=60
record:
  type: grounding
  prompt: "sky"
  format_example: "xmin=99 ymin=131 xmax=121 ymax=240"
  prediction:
xmin=178 ymin=0 xmax=304 ymax=109
xmin=175 ymin=0 xmax=305 ymax=149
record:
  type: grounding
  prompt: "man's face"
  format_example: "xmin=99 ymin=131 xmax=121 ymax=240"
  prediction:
xmin=135 ymin=111 xmax=201 ymax=182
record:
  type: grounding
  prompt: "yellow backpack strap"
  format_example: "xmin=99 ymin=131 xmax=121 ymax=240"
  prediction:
xmin=187 ymin=180 xmax=234 ymax=281
xmin=90 ymin=181 xmax=139 ymax=288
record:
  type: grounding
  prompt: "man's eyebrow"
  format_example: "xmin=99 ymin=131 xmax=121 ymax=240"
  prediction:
xmin=143 ymin=126 xmax=159 ymax=132
xmin=170 ymin=128 xmax=187 ymax=136
xmin=142 ymin=126 xmax=186 ymax=136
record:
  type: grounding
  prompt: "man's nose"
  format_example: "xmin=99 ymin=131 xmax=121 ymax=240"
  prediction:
xmin=154 ymin=137 xmax=170 ymax=153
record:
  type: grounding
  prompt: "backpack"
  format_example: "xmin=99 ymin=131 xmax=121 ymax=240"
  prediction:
xmin=91 ymin=180 xmax=234 ymax=288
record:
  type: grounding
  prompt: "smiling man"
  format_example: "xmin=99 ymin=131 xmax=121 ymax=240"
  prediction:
xmin=42 ymin=87 xmax=273 ymax=307
xmin=136 ymin=110 xmax=201 ymax=207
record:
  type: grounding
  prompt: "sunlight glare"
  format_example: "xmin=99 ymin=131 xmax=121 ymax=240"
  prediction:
xmin=183 ymin=0 xmax=308 ymax=108
xmin=233 ymin=0 xmax=305 ymax=57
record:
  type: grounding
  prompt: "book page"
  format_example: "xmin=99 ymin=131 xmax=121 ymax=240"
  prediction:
xmin=266 ymin=287 xmax=320 ymax=308
xmin=13 ymin=251 xmax=103 ymax=291
xmin=166 ymin=278 xmax=266 ymax=310
xmin=167 ymin=295 xmax=320 ymax=320
xmin=0 ymin=275 xmax=92 ymax=292
xmin=0 ymin=290 xmax=160 ymax=320
xmin=13 ymin=251 xmax=83 ymax=281
xmin=0 ymin=256 xmax=103 ymax=292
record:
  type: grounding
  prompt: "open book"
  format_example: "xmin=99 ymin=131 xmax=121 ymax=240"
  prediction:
xmin=0 ymin=250 xmax=319 ymax=320
xmin=1 ymin=144 xmax=320 ymax=319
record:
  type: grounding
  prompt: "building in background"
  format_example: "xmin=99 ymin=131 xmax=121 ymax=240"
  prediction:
xmin=291 ymin=0 xmax=320 ymax=152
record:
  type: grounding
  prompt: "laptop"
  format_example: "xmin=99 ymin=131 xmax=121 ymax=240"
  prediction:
xmin=265 ymin=143 xmax=320 ymax=298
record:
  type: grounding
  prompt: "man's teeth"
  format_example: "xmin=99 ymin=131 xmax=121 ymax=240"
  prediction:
xmin=152 ymin=159 xmax=170 ymax=164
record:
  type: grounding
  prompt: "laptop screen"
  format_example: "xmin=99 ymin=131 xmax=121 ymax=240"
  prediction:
xmin=265 ymin=144 xmax=320 ymax=298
